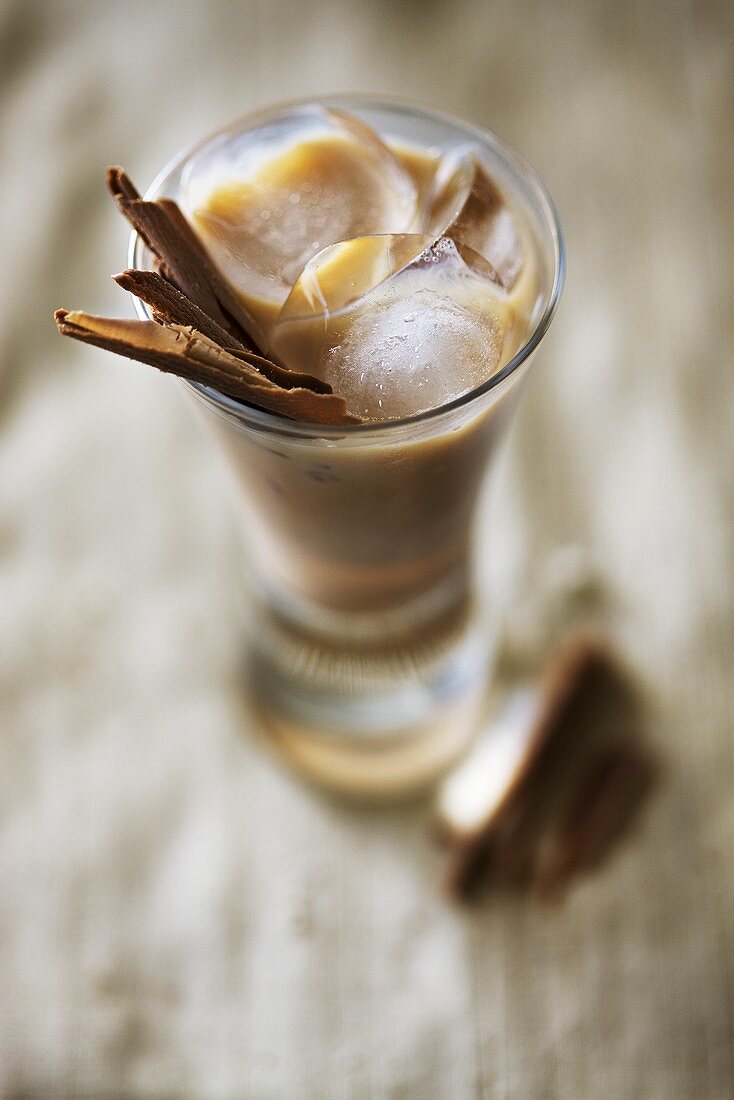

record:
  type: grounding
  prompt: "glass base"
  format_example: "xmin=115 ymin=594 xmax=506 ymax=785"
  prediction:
xmin=245 ymin=594 xmax=493 ymax=800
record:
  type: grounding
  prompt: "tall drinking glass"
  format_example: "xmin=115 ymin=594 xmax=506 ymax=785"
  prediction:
xmin=130 ymin=97 xmax=565 ymax=799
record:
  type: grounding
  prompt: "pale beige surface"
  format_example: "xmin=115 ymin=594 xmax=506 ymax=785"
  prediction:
xmin=1 ymin=1 xmax=733 ymax=1097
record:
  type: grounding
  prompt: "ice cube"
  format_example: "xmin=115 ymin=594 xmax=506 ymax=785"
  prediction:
xmin=180 ymin=106 xmax=419 ymax=332
xmin=273 ymin=235 xmax=514 ymax=422
xmin=275 ymin=233 xmax=431 ymax=325
xmin=426 ymin=153 xmax=524 ymax=290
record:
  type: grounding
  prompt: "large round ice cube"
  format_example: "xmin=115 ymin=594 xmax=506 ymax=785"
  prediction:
xmin=273 ymin=235 xmax=515 ymax=422
xmin=180 ymin=106 xmax=419 ymax=332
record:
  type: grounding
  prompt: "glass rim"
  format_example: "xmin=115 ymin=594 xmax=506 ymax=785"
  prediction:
xmin=129 ymin=93 xmax=565 ymax=440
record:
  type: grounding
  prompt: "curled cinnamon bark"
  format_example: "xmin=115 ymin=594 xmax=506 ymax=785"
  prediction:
xmin=54 ymin=310 xmax=359 ymax=425
xmin=113 ymin=269 xmax=333 ymax=394
xmin=106 ymin=166 xmax=267 ymax=353
xmin=55 ymin=168 xmax=362 ymax=426
xmin=535 ymin=742 xmax=656 ymax=899
xmin=438 ymin=635 xmax=656 ymax=901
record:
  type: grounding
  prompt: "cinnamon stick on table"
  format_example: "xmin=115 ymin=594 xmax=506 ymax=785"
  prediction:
xmin=534 ymin=742 xmax=656 ymax=898
xmin=437 ymin=635 xmax=655 ymax=900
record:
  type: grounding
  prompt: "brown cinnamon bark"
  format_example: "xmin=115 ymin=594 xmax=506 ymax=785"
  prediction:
xmin=106 ymin=165 xmax=140 ymax=203
xmin=440 ymin=633 xmax=658 ymax=902
xmin=55 ymin=166 xmax=362 ymax=424
xmin=54 ymin=310 xmax=359 ymax=425
xmin=153 ymin=196 xmax=270 ymax=351
xmin=113 ymin=269 xmax=333 ymax=394
xmin=114 ymin=267 xmax=244 ymax=348
xmin=440 ymin=636 xmax=635 ymax=900
xmin=535 ymin=743 xmax=656 ymax=898
xmin=106 ymin=167 xmax=268 ymax=355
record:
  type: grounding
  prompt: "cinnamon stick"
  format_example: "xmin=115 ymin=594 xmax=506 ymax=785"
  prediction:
xmin=57 ymin=167 xmax=363 ymax=425
xmin=153 ymin=196 xmax=270 ymax=351
xmin=107 ymin=165 xmax=140 ymax=203
xmin=114 ymin=267 xmax=243 ymax=348
xmin=54 ymin=310 xmax=359 ymax=425
xmin=535 ymin=743 xmax=656 ymax=899
xmin=106 ymin=166 xmax=268 ymax=354
xmin=113 ymin=269 xmax=332 ymax=394
xmin=439 ymin=636 xmax=622 ymax=899
xmin=438 ymin=632 xmax=658 ymax=902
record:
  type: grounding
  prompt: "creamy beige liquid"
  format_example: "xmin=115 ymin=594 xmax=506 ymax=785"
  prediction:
xmin=166 ymin=105 xmax=554 ymax=796
xmin=189 ymin=130 xmax=538 ymax=423
xmin=185 ymin=116 xmax=539 ymax=620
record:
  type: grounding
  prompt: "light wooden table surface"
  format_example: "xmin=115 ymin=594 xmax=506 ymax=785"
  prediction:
xmin=1 ymin=0 xmax=732 ymax=1096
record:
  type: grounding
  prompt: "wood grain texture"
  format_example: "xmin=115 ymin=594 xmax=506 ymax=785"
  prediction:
xmin=0 ymin=0 xmax=732 ymax=1096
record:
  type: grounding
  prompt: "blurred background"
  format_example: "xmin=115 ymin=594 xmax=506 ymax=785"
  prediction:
xmin=1 ymin=0 xmax=733 ymax=1097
